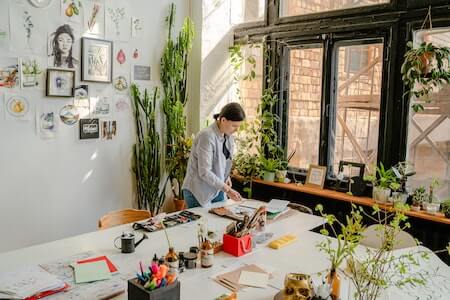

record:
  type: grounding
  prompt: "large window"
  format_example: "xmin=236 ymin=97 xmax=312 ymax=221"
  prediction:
xmin=280 ymin=0 xmax=390 ymax=18
xmin=406 ymin=28 xmax=450 ymax=199
xmin=329 ymin=42 xmax=383 ymax=175
xmin=231 ymin=0 xmax=265 ymax=24
xmin=287 ymin=46 xmax=323 ymax=169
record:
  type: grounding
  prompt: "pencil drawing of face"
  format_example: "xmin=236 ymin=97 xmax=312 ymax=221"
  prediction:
xmin=49 ymin=24 xmax=78 ymax=68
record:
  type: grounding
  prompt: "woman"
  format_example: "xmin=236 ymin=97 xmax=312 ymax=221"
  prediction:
xmin=182 ymin=102 xmax=245 ymax=208
xmin=50 ymin=24 xmax=78 ymax=68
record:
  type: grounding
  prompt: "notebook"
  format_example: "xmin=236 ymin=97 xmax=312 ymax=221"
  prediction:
xmin=73 ymin=261 xmax=112 ymax=284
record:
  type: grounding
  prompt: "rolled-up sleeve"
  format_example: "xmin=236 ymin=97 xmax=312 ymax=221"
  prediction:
xmin=196 ymin=133 xmax=226 ymax=191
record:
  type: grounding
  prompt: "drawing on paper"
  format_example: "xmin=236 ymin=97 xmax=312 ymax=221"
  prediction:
xmin=0 ymin=58 xmax=19 ymax=88
xmin=107 ymin=7 xmax=125 ymax=36
xmin=59 ymin=104 xmax=80 ymax=125
xmin=102 ymin=120 xmax=117 ymax=140
xmin=48 ymin=24 xmax=79 ymax=68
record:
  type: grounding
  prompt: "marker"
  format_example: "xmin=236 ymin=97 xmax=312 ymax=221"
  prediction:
xmin=139 ymin=261 xmax=144 ymax=277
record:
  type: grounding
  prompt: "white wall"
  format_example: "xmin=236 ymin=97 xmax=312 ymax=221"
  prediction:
xmin=0 ymin=0 xmax=188 ymax=253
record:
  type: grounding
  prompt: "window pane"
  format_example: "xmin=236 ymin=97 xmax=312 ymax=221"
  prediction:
xmin=287 ymin=47 xmax=323 ymax=169
xmin=329 ymin=43 xmax=384 ymax=176
xmin=280 ymin=0 xmax=389 ymax=18
xmin=406 ymin=28 xmax=450 ymax=199
xmin=231 ymin=0 xmax=265 ymax=24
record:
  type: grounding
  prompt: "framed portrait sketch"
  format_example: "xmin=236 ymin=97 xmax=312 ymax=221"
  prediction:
xmin=305 ymin=164 xmax=327 ymax=189
xmin=46 ymin=68 xmax=75 ymax=97
xmin=81 ymin=37 xmax=113 ymax=83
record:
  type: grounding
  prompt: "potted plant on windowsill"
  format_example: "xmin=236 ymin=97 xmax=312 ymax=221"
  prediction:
xmin=259 ymin=156 xmax=280 ymax=182
xmin=422 ymin=178 xmax=440 ymax=215
xmin=441 ymin=199 xmax=450 ymax=218
xmin=364 ymin=163 xmax=399 ymax=204
xmin=411 ymin=186 xmax=427 ymax=211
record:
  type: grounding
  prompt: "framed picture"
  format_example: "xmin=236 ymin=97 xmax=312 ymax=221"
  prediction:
xmin=46 ymin=68 xmax=75 ymax=97
xmin=338 ymin=161 xmax=365 ymax=179
xmin=305 ymin=164 xmax=327 ymax=189
xmin=79 ymin=118 xmax=99 ymax=139
xmin=81 ymin=37 xmax=113 ymax=83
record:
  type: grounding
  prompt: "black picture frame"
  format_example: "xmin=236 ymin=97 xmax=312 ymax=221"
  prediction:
xmin=79 ymin=118 xmax=100 ymax=139
xmin=338 ymin=161 xmax=365 ymax=179
xmin=46 ymin=68 xmax=75 ymax=97
xmin=81 ymin=37 xmax=113 ymax=83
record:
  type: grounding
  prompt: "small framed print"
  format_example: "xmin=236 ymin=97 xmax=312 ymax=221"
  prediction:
xmin=79 ymin=118 xmax=100 ymax=139
xmin=305 ymin=164 xmax=327 ymax=189
xmin=46 ymin=68 xmax=75 ymax=97
xmin=81 ymin=37 xmax=113 ymax=83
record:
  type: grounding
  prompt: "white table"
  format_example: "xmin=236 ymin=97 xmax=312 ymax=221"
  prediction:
xmin=1 ymin=200 xmax=449 ymax=300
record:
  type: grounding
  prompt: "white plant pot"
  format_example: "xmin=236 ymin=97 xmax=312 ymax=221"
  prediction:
xmin=373 ymin=186 xmax=391 ymax=204
xmin=391 ymin=192 xmax=408 ymax=205
xmin=275 ymin=170 xmax=287 ymax=182
xmin=422 ymin=202 xmax=440 ymax=215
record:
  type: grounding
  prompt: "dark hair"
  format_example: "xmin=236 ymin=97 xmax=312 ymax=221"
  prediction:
xmin=213 ymin=102 xmax=246 ymax=121
xmin=52 ymin=24 xmax=75 ymax=68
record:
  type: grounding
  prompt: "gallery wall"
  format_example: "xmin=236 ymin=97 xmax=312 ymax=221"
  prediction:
xmin=0 ymin=0 xmax=188 ymax=253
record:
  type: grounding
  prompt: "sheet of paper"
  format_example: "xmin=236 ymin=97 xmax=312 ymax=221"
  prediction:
xmin=74 ymin=261 xmax=112 ymax=284
xmin=238 ymin=271 xmax=269 ymax=288
xmin=266 ymin=199 xmax=290 ymax=213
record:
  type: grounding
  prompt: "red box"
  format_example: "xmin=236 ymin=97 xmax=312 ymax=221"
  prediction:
xmin=222 ymin=234 xmax=252 ymax=257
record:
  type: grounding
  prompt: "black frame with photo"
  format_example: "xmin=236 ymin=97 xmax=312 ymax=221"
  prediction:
xmin=79 ymin=118 xmax=100 ymax=139
xmin=46 ymin=68 xmax=75 ymax=97
xmin=81 ymin=37 xmax=113 ymax=83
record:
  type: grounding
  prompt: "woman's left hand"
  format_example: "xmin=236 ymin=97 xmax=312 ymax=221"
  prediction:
xmin=226 ymin=176 xmax=232 ymax=188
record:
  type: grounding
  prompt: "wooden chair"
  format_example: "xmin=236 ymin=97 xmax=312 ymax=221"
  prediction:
xmin=287 ymin=203 xmax=313 ymax=215
xmin=360 ymin=224 xmax=416 ymax=250
xmin=98 ymin=209 xmax=151 ymax=229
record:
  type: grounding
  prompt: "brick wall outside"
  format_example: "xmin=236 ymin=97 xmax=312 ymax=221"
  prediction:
xmin=284 ymin=0 xmax=388 ymax=16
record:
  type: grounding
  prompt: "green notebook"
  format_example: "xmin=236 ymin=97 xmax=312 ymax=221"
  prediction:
xmin=74 ymin=261 xmax=112 ymax=284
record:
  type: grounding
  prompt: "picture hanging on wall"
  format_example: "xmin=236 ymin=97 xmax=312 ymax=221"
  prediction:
xmin=4 ymin=93 xmax=32 ymax=121
xmin=0 ymin=58 xmax=20 ymax=88
xmin=46 ymin=68 xmax=75 ymax=97
xmin=131 ymin=17 xmax=143 ymax=38
xmin=90 ymin=95 xmax=111 ymax=117
xmin=48 ymin=23 xmax=80 ymax=69
xmin=84 ymin=0 xmax=105 ymax=37
xmin=81 ymin=37 xmax=113 ymax=82
xmin=21 ymin=57 xmax=45 ymax=89
xmin=105 ymin=1 xmax=130 ymax=41
xmin=79 ymin=118 xmax=99 ymax=139
xmin=29 ymin=0 xmax=54 ymax=8
xmin=74 ymin=85 xmax=90 ymax=117
xmin=113 ymin=75 xmax=128 ymax=92
xmin=59 ymin=104 xmax=80 ymax=125
xmin=113 ymin=94 xmax=129 ymax=112
xmin=61 ymin=0 xmax=83 ymax=23
xmin=131 ymin=65 xmax=150 ymax=81
xmin=101 ymin=120 xmax=117 ymax=140
xmin=10 ymin=4 xmax=47 ymax=54
xmin=36 ymin=110 xmax=57 ymax=139
xmin=0 ymin=0 xmax=10 ymax=49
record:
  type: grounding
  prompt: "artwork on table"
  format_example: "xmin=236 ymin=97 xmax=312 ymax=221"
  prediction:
xmin=131 ymin=17 xmax=143 ymax=38
xmin=90 ymin=95 xmax=111 ymax=117
xmin=106 ymin=1 xmax=130 ymax=41
xmin=113 ymin=94 xmax=129 ymax=112
xmin=0 ymin=0 xmax=9 ymax=49
xmin=59 ymin=104 xmax=79 ymax=125
xmin=79 ymin=118 xmax=99 ymax=139
xmin=46 ymin=68 xmax=75 ymax=97
xmin=0 ymin=58 xmax=20 ymax=88
xmin=113 ymin=75 xmax=128 ymax=92
xmin=36 ymin=110 xmax=57 ymax=139
xmin=10 ymin=4 xmax=47 ymax=53
xmin=29 ymin=0 xmax=54 ymax=8
xmin=61 ymin=0 xmax=83 ymax=23
xmin=81 ymin=37 xmax=113 ymax=83
xmin=48 ymin=24 xmax=80 ymax=69
xmin=4 ymin=93 xmax=32 ymax=121
xmin=20 ymin=57 xmax=44 ymax=89
xmin=84 ymin=0 xmax=105 ymax=37
xmin=101 ymin=120 xmax=116 ymax=140
xmin=132 ymin=65 xmax=150 ymax=81
xmin=74 ymin=85 xmax=90 ymax=117
xmin=305 ymin=164 xmax=327 ymax=189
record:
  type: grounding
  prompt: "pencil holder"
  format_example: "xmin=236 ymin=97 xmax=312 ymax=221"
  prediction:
xmin=222 ymin=234 xmax=252 ymax=257
xmin=127 ymin=278 xmax=180 ymax=300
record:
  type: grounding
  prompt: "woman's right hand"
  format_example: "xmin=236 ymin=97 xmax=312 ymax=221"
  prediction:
xmin=226 ymin=188 xmax=242 ymax=202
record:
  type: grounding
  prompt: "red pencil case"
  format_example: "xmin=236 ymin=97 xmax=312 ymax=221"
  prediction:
xmin=222 ymin=234 xmax=252 ymax=257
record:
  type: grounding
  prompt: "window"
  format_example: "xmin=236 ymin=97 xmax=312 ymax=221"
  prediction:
xmin=328 ymin=42 xmax=384 ymax=175
xmin=230 ymin=0 xmax=265 ymax=24
xmin=406 ymin=28 xmax=450 ymax=199
xmin=287 ymin=46 xmax=323 ymax=169
xmin=280 ymin=0 xmax=389 ymax=18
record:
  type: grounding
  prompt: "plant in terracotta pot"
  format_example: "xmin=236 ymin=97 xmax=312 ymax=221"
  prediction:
xmin=364 ymin=163 xmax=399 ymax=204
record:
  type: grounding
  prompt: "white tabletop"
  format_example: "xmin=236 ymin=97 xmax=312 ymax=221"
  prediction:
xmin=0 ymin=200 xmax=449 ymax=300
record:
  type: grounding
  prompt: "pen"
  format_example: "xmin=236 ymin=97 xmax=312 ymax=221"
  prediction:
xmin=139 ymin=261 xmax=144 ymax=277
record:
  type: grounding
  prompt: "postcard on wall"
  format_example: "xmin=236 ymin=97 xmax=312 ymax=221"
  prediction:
xmin=20 ymin=57 xmax=45 ymax=89
xmin=84 ymin=0 xmax=105 ymax=37
xmin=0 ymin=58 xmax=20 ymax=88
xmin=90 ymin=95 xmax=111 ymax=117
xmin=9 ymin=4 xmax=47 ymax=54
xmin=47 ymin=23 xmax=81 ymax=69
xmin=59 ymin=104 xmax=80 ymax=125
xmin=0 ymin=0 xmax=10 ymax=50
xmin=79 ymin=118 xmax=99 ymax=139
xmin=113 ymin=75 xmax=128 ymax=92
xmin=114 ymin=42 xmax=129 ymax=70
xmin=36 ymin=109 xmax=57 ymax=139
xmin=101 ymin=120 xmax=117 ymax=140
xmin=74 ymin=85 xmax=90 ymax=117
xmin=113 ymin=94 xmax=129 ymax=112
xmin=132 ymin=65 xmax=151 ymax=81
xmin=105 ymin=0 xmax=130 ymax=41
xmin=131 ymin=17 xmax=143 ymax=38
xmin=4 ymin=93 xmax=32 ymax=121
xmin=61 ymin=0 xmax=83 ymax=23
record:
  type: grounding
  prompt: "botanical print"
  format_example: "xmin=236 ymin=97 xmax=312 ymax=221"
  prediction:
xmin=84 ymin=0 xmax=105 ymax=37
xmin=10 ymin=4 xmax=47 ymax=53
xmin=61 ymin=0 xmax=83 ymax=23
xmin=131 ymin=17 xmax=143 ymax=38
xmin=91 ymin=95 xmax=111 ymax=117
xmin=101 ymin=120 xmax=117 ymax=140
xmin=105 ymin=1 xmax=130 ymax=41
xmin=0 ymin=58 xmax=19 ymax=88
xmin=36 ymin=110 xmax=57 ymax=139
xmin=21 ymin=57 xmax=44 ymax=89
xmin=113 ymin=75 xmax=128 ymax=91
xmin=59 ymin=104 xmax=80 ymax=125
xmin=4 ymin=93 xmax=32 ymax=121
xmin=0 ymin=0 xmax=10 ymax=49
xmin=116 ymin=48 xmax=126 ymax=64
xmin=23 ymin=11 xmax=33 ymax=46
xmin=48 ymin=24 xmax=79 ymax=68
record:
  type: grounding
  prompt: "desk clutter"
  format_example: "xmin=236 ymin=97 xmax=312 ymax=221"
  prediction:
xmin=132 ymin=210 xmax=201 ymax=232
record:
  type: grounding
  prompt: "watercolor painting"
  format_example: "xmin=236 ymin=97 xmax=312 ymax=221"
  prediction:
xmin=4 ymin=93 xmax=32 ymax=121
xmin=105 ymin=1 xmax=130 ymax=41
xmin=48 ymin=24 xmax=80 ymax=69
xmin=61 ymin=0 xmax=83 ymax=23
xmin=36 ymin=111 xmax=57 ymax=139
xmin=113 ymin=75 xmax=128 ymax=92
xmin=59 ymin=104 xmax=80 ymax=125
xmin=21 ymin=57 xmax=44 ymax=89
xmin=0 ymin=0 xmax=9 ymax=49
xmin=84 ymin=0 xmax=105 ymax=37
xmin=0 ymin=58 xmax=20 ymax=88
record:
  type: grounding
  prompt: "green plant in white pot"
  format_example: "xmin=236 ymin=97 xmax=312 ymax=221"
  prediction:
xmin=422 ymin=178 xmax=440 ymax=215
xmin=259 ymin=156 xmax=280 ymax=182
xmin=364 ymin=163 xmax=399 ymax=204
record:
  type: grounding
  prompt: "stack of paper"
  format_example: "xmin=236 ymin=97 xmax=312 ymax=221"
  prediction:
xmin=72 ymin=260 xmax=112 ymax=284
xmin=0 ymin=266 xmax=68 ymax=299
xmin=214 ymin=264 xmax=271 ymax=292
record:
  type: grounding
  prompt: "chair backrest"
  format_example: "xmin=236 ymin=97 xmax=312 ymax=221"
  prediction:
xmin=360 ymin=224 xmax=416 ymax=250
xmin=287 ymin=203 xmax=313 ymax=215
xmin=98 ymin=209 xmax=151 ymax=229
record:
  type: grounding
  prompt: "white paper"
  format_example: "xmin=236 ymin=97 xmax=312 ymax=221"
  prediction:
xmin=105 ymin=0 xmax=130 ymax=41
xmin=0 ymin=0 xmax=10 ymax=50
xmin=266 ymin=199 xmax=290 ymax=213
xmin=84 ymin=0 xmax=105 ymax=37
xmin=238 ymin=271 xmax=269 ymax=288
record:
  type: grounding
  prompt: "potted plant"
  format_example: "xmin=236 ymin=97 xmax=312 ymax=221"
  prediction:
xmin=21 ymin=59 xmax=41 ymax=87
xmin=401 ymin=41 xmax=450 ymax=112
xmin=364 ymin=163 xmax=399 ymax=204
xmin=422 ymin=178 xmax=440 ymax=215
xmin=411 ymin=186 xmax=427 ymax=211
xmin=441 ymin=199 xmax=450 ymax=218
xmin=259 ymin=156 xmax=280 ymax=182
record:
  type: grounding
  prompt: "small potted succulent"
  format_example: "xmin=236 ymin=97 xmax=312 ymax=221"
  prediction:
xmin=422 ymin=179 xmax=440 ymax=215
xmin=364 ymin=163 xmax=399 ymax=204
xmin=411 ymin=186 xmax=427 ymax=211
xmin=441 ymin=199 xmax=450 ymax=218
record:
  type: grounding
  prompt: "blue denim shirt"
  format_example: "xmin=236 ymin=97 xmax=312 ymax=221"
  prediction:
xmin=182 ymin=122 xmax=233 ymax=207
